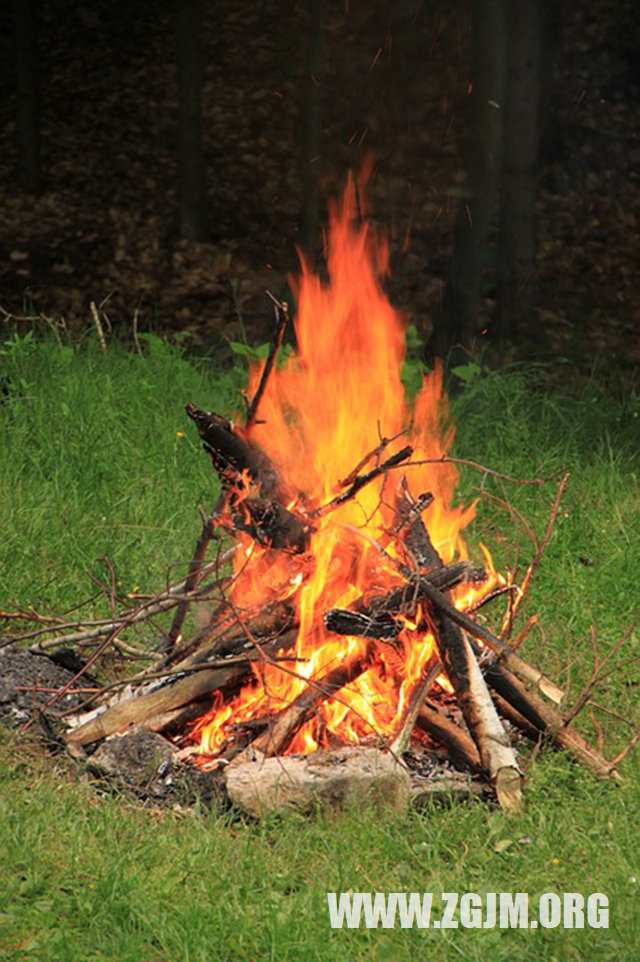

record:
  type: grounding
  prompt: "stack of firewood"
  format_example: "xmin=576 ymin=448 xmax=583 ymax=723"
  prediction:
xmin=59 ymin=398 xmax=623 ymax=814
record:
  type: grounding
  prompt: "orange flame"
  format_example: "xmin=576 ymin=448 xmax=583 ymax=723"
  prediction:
xmin=187 ymin=176 xmax=503 ymax=763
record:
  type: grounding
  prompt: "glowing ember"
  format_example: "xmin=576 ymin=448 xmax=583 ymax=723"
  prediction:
xmin=185 ymin=176 xmax=503 ymax=765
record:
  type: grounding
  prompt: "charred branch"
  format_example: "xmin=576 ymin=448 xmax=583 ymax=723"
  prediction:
xmin=416 ymin=700 xmax=483 ymax=773
xmin=186 ymin=403 xmax=313 ymax=552
xmin=235 ymin=643 xmax=374 ymax=760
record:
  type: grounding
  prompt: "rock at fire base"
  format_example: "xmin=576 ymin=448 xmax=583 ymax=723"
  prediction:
xmin=225 ymin=746 xmax=410 ymax=817
xmin=87 ymin=730 xmax=175 ymax=791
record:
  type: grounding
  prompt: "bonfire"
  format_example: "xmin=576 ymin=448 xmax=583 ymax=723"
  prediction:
xmin=11 ymin=177 xmax=630 ymax=815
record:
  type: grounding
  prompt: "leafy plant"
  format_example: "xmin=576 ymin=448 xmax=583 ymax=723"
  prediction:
xmin=0 ymin=329 xmax=37 ymax=360
xmin=401 ymin=322 xmax=429 ymax=397
xmin=229 ymin=340 xmax=293 ymax=367
xmin=451 ymin=360 xmax=483 ymax=385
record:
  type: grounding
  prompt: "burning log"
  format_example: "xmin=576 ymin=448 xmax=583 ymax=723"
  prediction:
xmin=323 ymin=609 xmax=402 ymax=640
xmin=186 ymin=404 xmax=313 ymax=552
xmin=234 ymin=643 xmax=375 ymax=761
xmin=66 ymin=630 xmax=298 ymax=747
xmin=323 ymin=559 xmax=485 ymax=637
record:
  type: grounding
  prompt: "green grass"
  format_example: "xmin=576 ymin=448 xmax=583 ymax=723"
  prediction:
xmin=0 ymin=336 xmax=638 ymax=961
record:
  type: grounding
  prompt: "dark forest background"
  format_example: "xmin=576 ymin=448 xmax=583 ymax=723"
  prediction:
xmin=2 ymin=0 xmax=639 ymax=382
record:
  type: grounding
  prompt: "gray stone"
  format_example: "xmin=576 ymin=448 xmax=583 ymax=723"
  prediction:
xmin=225 ymin=746 xmax=410 ymax=817
xmin=87 ymin=730 xmax=175 ymax=791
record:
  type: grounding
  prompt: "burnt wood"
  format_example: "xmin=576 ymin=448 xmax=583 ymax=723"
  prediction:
xmin=186 ymin=403 xmax=313 ymax=552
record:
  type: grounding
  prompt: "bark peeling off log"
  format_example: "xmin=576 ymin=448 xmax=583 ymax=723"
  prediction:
xmin=433 ymin=614 xmax=523 ymax=812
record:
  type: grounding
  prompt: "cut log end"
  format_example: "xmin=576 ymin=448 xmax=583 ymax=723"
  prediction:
xmin=494 ymin=766 xmax=524 ymax=813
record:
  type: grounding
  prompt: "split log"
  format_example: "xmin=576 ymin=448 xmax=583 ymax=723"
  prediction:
xmin=66 ymin=630 xmax=298 ymax=747
xmin=234 ymin=643 xmax=374 ymax=761
xmin=433 ymin=613 xmax=523 ymax=811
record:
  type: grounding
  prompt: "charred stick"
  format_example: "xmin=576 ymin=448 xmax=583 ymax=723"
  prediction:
xmin=338 ymin=429 xmax=408 ymax=488
xmin=477 ymin=651 xmax=621 ymax=780
xmin=323 ymin=560 xmax=485 ymax=640
xmin=240 ymin=643 xmax=374 ymax=759
xmin=416 ymin=701 xmax=483 ymax=773
xmin=323 ymin=609 xmax=402 ymax=640
xmin=311 ymin=446 xmax=414 ymax=518
xmin=409 ymin=576 xmax=564 ymax=703
xmin=394 ymin=475 xmax=439 ymax=569
xmin=245 ymin=298 xmax=289 ymax=429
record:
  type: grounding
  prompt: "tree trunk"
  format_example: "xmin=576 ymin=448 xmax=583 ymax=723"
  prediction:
xmin=14 ymin=0 xmax=41 ymax=193
xmin=176 ymin=0 xmax=207 ymax=240
xmin=497 ymin=0 xmax=542 ymax=340
xmin=436 ymin=0 xmax=507 ymax=361
xmin=299 ymin=0 xmax=327 ymax=264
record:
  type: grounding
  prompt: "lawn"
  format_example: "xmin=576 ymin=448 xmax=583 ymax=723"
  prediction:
xmin=0 ymin=332 xmax=638 ymax=961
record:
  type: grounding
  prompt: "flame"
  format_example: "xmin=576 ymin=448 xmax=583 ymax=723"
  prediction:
xmin=186 ymin=175 xmax=503 ymax=763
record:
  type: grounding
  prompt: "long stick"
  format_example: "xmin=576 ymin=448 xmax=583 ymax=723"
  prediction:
xmin=409 ymin=575 xmax=564 ymax=703
xmin=245 ymin=298 xmax=289 ymax=429
xmin=478 ymin=651 xmax=621 ymax=780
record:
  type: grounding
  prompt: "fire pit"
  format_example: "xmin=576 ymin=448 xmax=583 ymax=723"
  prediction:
xmin=19 ymin=177 xmax=625 ymax=815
